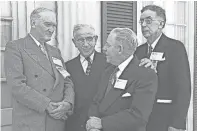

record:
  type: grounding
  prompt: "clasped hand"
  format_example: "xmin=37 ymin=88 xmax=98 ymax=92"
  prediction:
xmin=46 ymin=101 xmax=72 ymax=120
xmin=86 ymin=116 xmax=102 ymax=131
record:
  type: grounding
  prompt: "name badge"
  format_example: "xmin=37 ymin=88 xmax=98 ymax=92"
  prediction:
xmin=56 ymin=66 xmax=70 ymax=79
xmin=114 ymin=79 xmax=128 ymax=90
xmin=52 ymin=57 xmax=63 ymax=67
xmin=150 ymin=52 xmax=165 ymax=61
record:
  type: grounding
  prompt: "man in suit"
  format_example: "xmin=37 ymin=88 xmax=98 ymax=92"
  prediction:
xmin=135 ymin=5 xmax=191 ymax=131
xmin=4 ymin=7 xmax=74 ymax=131
xmin=65 ymin=24 xmax=107 ymax=131
xmin=86 ymin=28 xmax=158 ymax=131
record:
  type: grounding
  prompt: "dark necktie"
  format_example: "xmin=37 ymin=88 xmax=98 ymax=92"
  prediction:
xmin=105 ymin=67 xmax=120 ymax=96
xmin=85 ymin=57 xmax=92 ymax=75
xmin=147 ymin=44 xmax=153 ymax=58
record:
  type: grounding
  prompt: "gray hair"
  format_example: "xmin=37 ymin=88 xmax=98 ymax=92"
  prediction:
xmin=110 ymin=28 xmax=138 ymax=51
xmin=30 ymin=7 xmax=54 ymax=26
xmin=73 ymin=24 xmax=95 ymax=38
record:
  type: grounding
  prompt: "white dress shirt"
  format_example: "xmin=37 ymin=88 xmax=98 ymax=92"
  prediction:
xmin=149 ymin=33 xmax=162 ymax=50
xmin=80 ymin=53 xmax=95 ymax=73
xmin=116 ymin=55 xmax=134 ymax=78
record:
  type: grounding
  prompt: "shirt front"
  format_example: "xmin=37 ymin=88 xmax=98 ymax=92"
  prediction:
xmin=149 ymin=33 xmax=162 ymax=50
xmin=116 ymin=55 xmax=134 ymax=79
xmin=80 ymin=53 xmax=95 ymax=73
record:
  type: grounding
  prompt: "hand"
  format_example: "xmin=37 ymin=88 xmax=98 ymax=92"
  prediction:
xmin=139 ymin=58 xmax=154 ymax=68
xmin=89 ymin=128 xmax=101 ymax=131
xmin=86 ymin=116 xmax=102 ymax=131
xmin=49 ymin=101 xmax=71 ymax=119
xmin=46 ymin=102 xmax=58 ymax=114
xmin=168 ymin=126 xmax=185 ymax=131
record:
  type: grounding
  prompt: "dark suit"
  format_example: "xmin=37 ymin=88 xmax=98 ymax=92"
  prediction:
xmin=4 ymin=34 xmax=74 ymax=131
xmin=135 ymin=34 xmax=191 ymax=131
xmin=65 ymin=52 xmax=107 ymax=131
xmin=88 ymin=56 xmax=158 ymax=131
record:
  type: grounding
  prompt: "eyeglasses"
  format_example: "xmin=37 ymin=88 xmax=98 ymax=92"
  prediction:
xmin=75 ymin=36 xmax=96 ymax=44
xmin=139 ymin=18 xmax=163 ymax=25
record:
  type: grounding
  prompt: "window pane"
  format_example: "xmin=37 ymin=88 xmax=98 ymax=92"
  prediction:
xmin=0 ymin=1 xmax=11 ymax=17
xmin=1 ymin=52 xmax=5 ymax=78
xmin=176 ymin=25 xmax=186 ymax=44
xmin=164 ymin=24 xmax=175 ymax=39
xmin=177 ymin=1 xmax=186 ymax=24
xmin=1 ymin=20 xmax=12 ymax=47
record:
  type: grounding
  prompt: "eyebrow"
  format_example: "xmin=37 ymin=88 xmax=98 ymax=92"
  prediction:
xmin=140 ymin=16 xmax=152 ymax=20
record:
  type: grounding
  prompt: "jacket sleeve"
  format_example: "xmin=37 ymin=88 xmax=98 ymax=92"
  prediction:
xmin=4 ymin=42 xmax=51 ymax=113
xmin=169 ymin=41 xmax=191 ymax=129
xmin=58 ymin=49 xmax=75 ymax=114
xmin=101 ymin=71 xmax=158 ymax=131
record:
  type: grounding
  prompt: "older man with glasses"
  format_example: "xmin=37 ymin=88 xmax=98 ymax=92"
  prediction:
xmin=65 ymin=24 xmax=107 ymax=131
xmin=135 ymin=5 xmax=191 ymax=131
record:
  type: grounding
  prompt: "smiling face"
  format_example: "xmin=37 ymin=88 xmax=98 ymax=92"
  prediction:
xmin=140 ymin=10 xmax=163 ymax=40
xmin=32 ymin=11 xmax=57 ymax=43
xmin=72 ymin=27 xmax=97 ymax=58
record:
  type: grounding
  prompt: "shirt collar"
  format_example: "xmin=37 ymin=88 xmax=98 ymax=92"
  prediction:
xmin=149 ymin=33 xmax=162 ymax=50
xmin=118 ymin=55 xmax=133 ymax=72
xmin=29 ymin=33 xmax=41 ymax=47
xmin=80 ymin=52 xmax=95 ymax=64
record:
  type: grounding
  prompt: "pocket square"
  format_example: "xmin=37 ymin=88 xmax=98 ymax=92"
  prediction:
xmin=122 ymin=92 xmax=131 ymax=97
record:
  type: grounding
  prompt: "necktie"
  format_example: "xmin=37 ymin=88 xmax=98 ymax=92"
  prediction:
xmin=85 ymin=57 xmax=92 ymax=75
xmin=147 ymin=44 xmax=153 ymax=58
xmin=39 ymin=44 xmax=48 ymax=59
xmin=105 ymin=67 xmax=120 ymax=96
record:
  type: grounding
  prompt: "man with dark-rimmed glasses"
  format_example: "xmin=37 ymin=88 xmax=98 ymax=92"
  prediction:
xmin=135 ymin=5 xmax=191 ymax=131
xmin=65 ymin=24 xmax=107 ymax=131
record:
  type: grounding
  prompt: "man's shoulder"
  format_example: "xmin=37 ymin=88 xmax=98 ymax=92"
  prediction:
xmin=65 ymin=56 xmax=79 ymax=67
xmin=6 ymin=37 xmax=26 ymax=50
xmin=131 ymin=65 xmax=157 ymax=81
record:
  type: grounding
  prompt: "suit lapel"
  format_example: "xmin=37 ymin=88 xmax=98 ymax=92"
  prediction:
xmin=99 ymin=56 xmax=140 ymax=112
xmin=45 ymin=44 xmax=60 ymax=89
xmin=23 ymin=34 xmax=55 ymax=78
xmin=152 ymin=33 xmax=167 ymax=53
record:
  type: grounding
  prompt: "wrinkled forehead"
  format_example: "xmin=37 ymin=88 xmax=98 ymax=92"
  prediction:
xmin=74 ymin=27 xmax=95 ymax=38
xmin=39 ymin=11 xmax=56 ymax=23
xmin=140 ymin=10 xmax=158 ymax=19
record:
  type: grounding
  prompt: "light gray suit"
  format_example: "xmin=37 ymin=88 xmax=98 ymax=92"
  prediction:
xmin=4 ymin=34 xmax=74 ymax=131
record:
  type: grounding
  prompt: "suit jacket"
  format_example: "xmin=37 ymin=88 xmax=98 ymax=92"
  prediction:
xmin=135 ymin=33 xmax=191 ymax=131
xmin=4 ymin=34 xmax=74 ymax=131
xmin=65 ymin=52 xmax=107 ymax=131
xmin=88 ymin=56 xmax=158 ymax=131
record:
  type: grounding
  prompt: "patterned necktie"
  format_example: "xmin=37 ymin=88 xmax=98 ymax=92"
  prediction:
xmin=39 ymin=44 xmax=48 ymax=59
xmin=105 ymin=67 xmax=120 ymax=96
xmin=147 ymin=44 xmax=153 ymax=58
xmin=85 ymin=57 xmax=92 ymax=75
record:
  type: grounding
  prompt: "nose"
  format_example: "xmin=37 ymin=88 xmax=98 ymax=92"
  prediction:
xmin=48 ymin=25 xmax=55 ymax=33
xmin=83 ymin=40 xmax=89 ymax=47
xmin=102 ymin=46 xmax=107 ymax=54
xmin=141 ymin=20 xmax=147 ymax=27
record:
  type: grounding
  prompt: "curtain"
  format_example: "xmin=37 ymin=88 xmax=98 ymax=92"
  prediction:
xmin=56 ymin=1 xmax=101 ymax=62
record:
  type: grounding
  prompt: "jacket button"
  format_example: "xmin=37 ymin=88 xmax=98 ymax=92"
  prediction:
xmin=43 ymin=89 xmax=46 ymax=92
xmin=35 ymin=75 xmax=38 ymax=78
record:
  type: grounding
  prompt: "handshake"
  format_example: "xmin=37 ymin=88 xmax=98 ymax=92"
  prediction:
xmin=46 ymin=101 xmax=72 ymax=120
xmin=86 ymin=116 xmax=102 ymax=131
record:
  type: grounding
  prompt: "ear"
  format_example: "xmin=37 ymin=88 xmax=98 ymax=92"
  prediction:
xmin=72 ymin=38 xmax=77 ymax=48
xmin=118 ymin=44 xmax=123 ymax=54
xmin=94 ymin=35 xmax=98 ymax=42
xmin=159 ymin=21 xmax=164 ymax=29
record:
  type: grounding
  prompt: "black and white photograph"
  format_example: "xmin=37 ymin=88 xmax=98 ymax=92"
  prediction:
xmin=0 ymin=1 xmax=196 ymax=131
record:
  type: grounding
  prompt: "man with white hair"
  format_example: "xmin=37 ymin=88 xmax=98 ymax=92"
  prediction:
xmin=86 ymin=28 xmax=158 ymax=131
xmin=65 ymin=24 xmax=107 ymax=131
xmin=4 ymin=7 xmax=74 ymax=131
